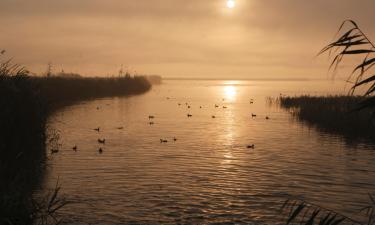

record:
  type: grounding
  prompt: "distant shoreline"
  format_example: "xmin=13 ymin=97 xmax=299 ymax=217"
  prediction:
xmin=163 ymin=77 xmax=340 ymax=82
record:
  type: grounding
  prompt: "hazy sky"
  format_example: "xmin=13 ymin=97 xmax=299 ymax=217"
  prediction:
xmin=0 ymin=0 xmax=374 ymax=79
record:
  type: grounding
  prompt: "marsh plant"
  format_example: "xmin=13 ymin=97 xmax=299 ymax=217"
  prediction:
xmin=319 ymin=20 xmax=375 ymax=111
xmin=281 ymin=194 xmax=375 ymax=225
xmin=281 ymin=20 xmax=375 ymax=225
xmin=0 ymin=54 xmax=151 ymax=224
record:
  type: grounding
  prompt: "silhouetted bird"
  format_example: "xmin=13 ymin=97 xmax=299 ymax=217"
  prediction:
xmin=117 ymin=127 xmax=124 ymax=130
xmin=0 ymin=50 xmax=5 ymax=55
xmin=251 ymin=114 xmax=257 ymax=118
xmin=72 ymin=145 xmax=77 ymax=151
xmin=247 ymin=144 xmax=255 ymax=149
xmin=50 ymin=149 xmax=59 ymax=154
xmin=188 ymin=106 xmax=191 ymax=108
xmin=98 ymin=148 xmax=103 ymax=154
xmin=94 ymin=127 xmax=100 ymax=132
xmin=187 ymin=114 xmax=192 ymax=117
xmin=200 ymin=106 xmax=202 ymax=108
xmin=96 ymin=106 xmax=100 ymax=110
xmin=215 ymin=104 xmax=219 ymax=108
xmin=178 ymin=103 xmax=181 ymax=106
xmin=160 ymin=139 xmax=168 ymax=143
xmin=149 ymin=121 xmax=154 ymax=125
xmin=173 ymin=137 xmax=177 ymax=141
xmin=149 ymin=115 xmax=155 ymax=119
xmin=265 ymin=116 xmax=270 ymax=120
xmin=223 ymin=106 xmax=227 ymax=109
xmin=212 ymin=115 xmax=216 ymax=118
xmin=98 ymin=139 xmax=106 ymax=144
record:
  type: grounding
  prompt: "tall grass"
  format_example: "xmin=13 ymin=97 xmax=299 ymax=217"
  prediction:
xmin=279 ymin=95 xmax=375 ymax=142
xmin=319 ymin=20 xmax=375 ymax=110
xmin=0 ymin=59 xmax=151 ymax=224
xmin=35 ymin=75 xmax=151 ymax=110
xmin=280 ymin=194 xmax=375 ymax=225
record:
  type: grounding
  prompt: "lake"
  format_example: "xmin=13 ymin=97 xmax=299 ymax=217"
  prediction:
xmin=42 ymin=79 xmax=375 ymax=224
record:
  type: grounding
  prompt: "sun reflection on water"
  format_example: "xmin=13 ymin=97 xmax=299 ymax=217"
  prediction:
xmin=223 ymin=85 xmax=237 ymax=102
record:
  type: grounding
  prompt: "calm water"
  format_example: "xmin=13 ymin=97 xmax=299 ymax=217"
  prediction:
xmin=43 ymin=80 xmax=375 ymax=224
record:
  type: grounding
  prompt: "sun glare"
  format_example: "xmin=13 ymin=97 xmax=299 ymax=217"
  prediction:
xmin=224 ymin=86 xmax=237 ymax=101
xmin=226 ymin=0 xmax=235 ymax=9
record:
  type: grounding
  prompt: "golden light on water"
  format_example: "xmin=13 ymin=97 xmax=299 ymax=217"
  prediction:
xmin=224 ymin=85 xmax=237 ymax=101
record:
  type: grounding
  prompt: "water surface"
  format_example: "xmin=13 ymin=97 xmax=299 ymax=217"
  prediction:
xmin=43 ymin=80 xmax=375 ymax=224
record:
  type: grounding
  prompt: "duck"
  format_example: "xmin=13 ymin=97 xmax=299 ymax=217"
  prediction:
xmin=94 ymin=127 xmax=100 ymax=132
xmin=173 ymin=137 xmax=177 ymax=141
xmin=251 ymin=114 xmax=257 ymax=118
xmin=160 ymin=139 xmax=168 ymax=143
xmin=98 ymin=148 xmax=103 ymax=154
xmin=188 ymin=106 xmax=191 ymax=108
xmin=199 ymin=106 xmax=202 ymax=109
xmin=148 ymin=115 xmax=155 ymax=119
xmin=178 ymin=103 xmax=181 ymax=106
xmin=149 ymin=121 xmax=154 ymax=125
xmin=72 ymin=145 xmax=77 ymax=151
xmin=98 ymin=139 xmax=106 ymax=144
xmin=117 ymin=126 xmax=124 ymax=130
xmin=265 ymin=116 xmax=270 ymax=120
xmin=50 ymin=149 xmax=59 ymax=154
xmin=215 ymin=104 xmax=219 ymax=108
xmin=187 ymin=114 xmax=193 ymax=117
xmin=212 ymin=115 xmax=216 ymax=118
xmin=223 ymin=106 xmax=227 ymax=109
xmin=247 ymin=144 xmax=255 ymax=149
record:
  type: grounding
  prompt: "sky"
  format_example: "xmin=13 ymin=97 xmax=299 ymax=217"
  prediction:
xmin=0 ymin=0 xmax=374 ymax=79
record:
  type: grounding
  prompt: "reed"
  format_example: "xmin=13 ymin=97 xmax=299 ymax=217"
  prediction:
xmin=0 ymin=59 xmax=152 ymax=224
xmin=319 ymin=20 xmax=375 ymax=111
xmin=279 ymin=95 xmax=375 ymax=142
xmin=281 ymin=194 xmax=375 ymax=225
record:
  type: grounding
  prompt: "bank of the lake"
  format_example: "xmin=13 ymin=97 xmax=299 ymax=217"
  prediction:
xmin=0 ymin=74 xmax=151 ymax=225
xmin=279 ymin=95 xmax=375 ymax=143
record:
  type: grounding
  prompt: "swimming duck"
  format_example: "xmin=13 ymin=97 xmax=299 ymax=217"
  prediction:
xmin=247 ymin=144 xmax=255 ymax=149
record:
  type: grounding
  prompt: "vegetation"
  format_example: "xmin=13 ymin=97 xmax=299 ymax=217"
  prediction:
xmin=35 ymin=75 xmax=151 ymax=110
xmin=279 ymin=95 xmax=375 ymax=142
xmin=280 ymin=194 xmax=375 ymax=225
xmin=319 ymin=20 xmax=375 ymax=110
xmin=281 ymin=20 xmax=375 ymax=225
xmin=0 ymin=57 xmax=151 ymax=224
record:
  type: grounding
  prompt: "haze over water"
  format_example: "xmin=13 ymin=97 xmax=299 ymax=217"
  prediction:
xmin=43 ymin=80 xmax=375 ymax=224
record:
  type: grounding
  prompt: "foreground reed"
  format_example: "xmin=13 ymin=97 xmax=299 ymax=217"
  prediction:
xmin=279 ymin=95 xmax=375 ymax=142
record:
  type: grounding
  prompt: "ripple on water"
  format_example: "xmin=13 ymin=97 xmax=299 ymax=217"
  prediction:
xmin=43 ymin=80 xmax=375 ymax=224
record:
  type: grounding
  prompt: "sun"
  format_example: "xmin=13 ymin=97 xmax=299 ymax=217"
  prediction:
xmin=226 ymin=0 xmax=235 ymax=9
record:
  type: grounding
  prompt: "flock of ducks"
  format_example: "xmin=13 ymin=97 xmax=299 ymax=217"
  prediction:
xmin=148 ymin=96 xmax=273 ymax=150
xmin=50 ymin=96 xmax=270 ymax=155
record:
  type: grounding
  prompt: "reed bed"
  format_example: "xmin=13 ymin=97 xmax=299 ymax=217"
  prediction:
xmin=0 ymin=60 xmax=151 ymax=224
xmin=279 ymin=95 xmax=375 ymax=142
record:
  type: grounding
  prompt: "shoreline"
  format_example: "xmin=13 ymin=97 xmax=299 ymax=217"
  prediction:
xmin=0 ymin=74 xmax=152 ymax=224
xmin=279 ymin=95 xmax=375 ymax=144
